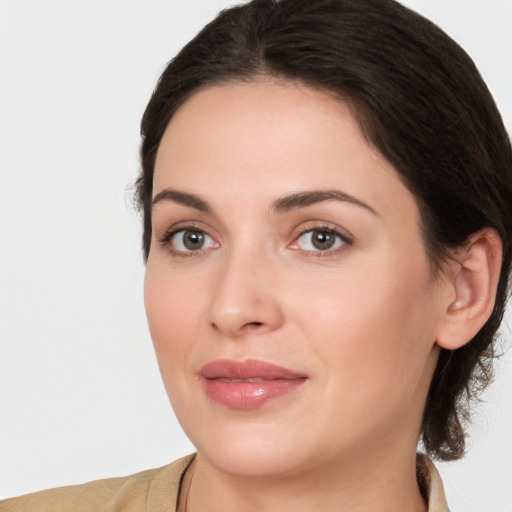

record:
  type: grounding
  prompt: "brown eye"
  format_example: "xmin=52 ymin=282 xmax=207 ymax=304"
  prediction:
xmin=182 ymin=230 xmax=205 ymax=250
xmin=311 ymin=231 xmax=336 ymax=250
xmin=170 ymin=229 xmax=218 ymax=253
xmin=296 ymin=229 xmax=345 ymax=252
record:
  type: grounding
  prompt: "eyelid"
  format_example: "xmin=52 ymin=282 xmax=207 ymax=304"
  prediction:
xmin=155 ymin=220 xmax=353 ymax=257
xmin=157 ymin=222 xmax=220 ymax=256
xmin=156 ymin=219 xmax=214 ymax=240
xmin=287 ymin=221 xmax=354 ymax=254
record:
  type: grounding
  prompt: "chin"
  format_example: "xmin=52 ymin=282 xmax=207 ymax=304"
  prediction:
xmin=181 ymin=413 xmax=315 ymax=478
xmin=199 ymin=438 xmax=308 ymax=479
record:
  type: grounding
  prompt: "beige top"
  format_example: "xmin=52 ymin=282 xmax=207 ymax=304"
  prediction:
xmin=0 ymin=454 xmax=450 ymax=511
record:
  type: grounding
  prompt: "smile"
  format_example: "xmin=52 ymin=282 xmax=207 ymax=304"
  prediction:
xmin=199 ymin=359 xmax=307 ymax=409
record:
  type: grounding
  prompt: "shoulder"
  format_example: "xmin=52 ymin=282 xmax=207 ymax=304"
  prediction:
xmin=0 ymin=454 xmax=195 ymax=512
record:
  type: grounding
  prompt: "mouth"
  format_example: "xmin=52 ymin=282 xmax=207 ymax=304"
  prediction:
xmin=199 ymin=359 xmax=307 ymax=410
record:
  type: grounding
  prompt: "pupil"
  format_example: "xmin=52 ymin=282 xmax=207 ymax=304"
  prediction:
xmin=184 ymin=231 xmax=204 ymax=250
xmin=312 ymin=231 xmax=335 ymax=250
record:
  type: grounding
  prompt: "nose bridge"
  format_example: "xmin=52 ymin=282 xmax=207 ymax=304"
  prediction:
xmin=207 ymin=238 xmax=283 ymax=337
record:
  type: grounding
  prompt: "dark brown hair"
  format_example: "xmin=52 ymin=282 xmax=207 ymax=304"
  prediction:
xmin=137 ymin=0 xmax=512 ymax=460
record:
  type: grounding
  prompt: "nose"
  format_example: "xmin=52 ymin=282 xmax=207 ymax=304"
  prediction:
xmin=207 ymin=248 xmax=284 ymax=338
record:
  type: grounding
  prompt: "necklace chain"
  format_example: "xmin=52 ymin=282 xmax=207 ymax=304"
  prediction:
xmin=182 ymin=459 xmax=196 ymax=512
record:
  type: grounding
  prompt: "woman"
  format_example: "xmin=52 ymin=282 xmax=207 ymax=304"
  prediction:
xmin=1 ymin=0 xmax=511 ymax=510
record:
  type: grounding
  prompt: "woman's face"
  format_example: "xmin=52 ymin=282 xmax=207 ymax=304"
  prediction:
xmin=145 ymin=80 xmax=451 ymax=478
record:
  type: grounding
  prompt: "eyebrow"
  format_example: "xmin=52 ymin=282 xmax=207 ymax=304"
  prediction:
xmin=151 ymin=188 xmax=377 ymax=216
xmin=152 ymin=189 xmax=212 ymax=212
xmin=271 ymin=189 xmax=377 ymax=215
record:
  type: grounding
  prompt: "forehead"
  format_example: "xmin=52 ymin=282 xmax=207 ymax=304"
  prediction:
xmin=153 ymin=80 xmax=419 ymax=223
xmin=156 ymin=80 xmax=368 ymax=174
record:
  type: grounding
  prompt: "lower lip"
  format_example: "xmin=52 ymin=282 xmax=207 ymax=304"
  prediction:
xmin=202 ymin=378 xmax=306 ymax=409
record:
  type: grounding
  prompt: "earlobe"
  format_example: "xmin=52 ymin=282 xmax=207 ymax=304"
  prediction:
xmin=436 ymin=228 xmax=502 ymax=351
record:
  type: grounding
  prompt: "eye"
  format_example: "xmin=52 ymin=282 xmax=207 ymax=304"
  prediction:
xmin=165 ymin=228 xmax=218 ymax=253
xmin=293 ymin=229 xmax=347 ymax=252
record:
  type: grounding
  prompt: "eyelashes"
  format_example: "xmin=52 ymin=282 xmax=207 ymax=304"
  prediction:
xmin=289 ymin=226 xmax=351 ymax=254
xmin=158 ymin=225 xmax=219 ymax=257
xmin=163 ymin=228 xmax=218 ymax=252
xmin=157 ymin=222 xmax=353 ymax=258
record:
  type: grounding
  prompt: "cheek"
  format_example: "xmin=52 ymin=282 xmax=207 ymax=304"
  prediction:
xmin=300 ymin=254 xmax=441 ymax=401
xmin=143 ymin=262 xmax=210 ymax=429
xmin=144 ymin=261 xmax=205 ymax=370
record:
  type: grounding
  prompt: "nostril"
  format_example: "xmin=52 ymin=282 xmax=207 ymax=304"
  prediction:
xmin=244 ymin=321 xmax=264 ymax=329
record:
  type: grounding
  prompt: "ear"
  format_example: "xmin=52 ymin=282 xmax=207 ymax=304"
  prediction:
xmin=436 ymin=228 xmax=503 ymax=350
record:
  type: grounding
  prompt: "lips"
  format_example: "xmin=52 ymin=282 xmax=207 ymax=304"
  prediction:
xmin=199 ymin=359 xmax=307 ymax=409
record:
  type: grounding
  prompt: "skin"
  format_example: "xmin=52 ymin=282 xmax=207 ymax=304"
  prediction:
xmin=144 ymin=80 xmax=459 ymax=512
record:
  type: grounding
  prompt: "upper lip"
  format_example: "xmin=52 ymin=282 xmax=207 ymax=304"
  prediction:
xmin=199 ymin=359 xmax=306 ymax=380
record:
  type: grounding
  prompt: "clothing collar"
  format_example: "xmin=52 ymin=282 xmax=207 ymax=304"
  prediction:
xmin=150 ymin=453 xmax=450 ymax=511
xmin=417 ymin=453 xmax=451 ymax=511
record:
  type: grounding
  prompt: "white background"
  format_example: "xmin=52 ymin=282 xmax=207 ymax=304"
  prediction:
xmin=1 ymin=0 xmax=511 ymax=509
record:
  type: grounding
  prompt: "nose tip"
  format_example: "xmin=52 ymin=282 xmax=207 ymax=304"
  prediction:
xmin=207 ymin=261 xmax=284 ymax=338
xmin=209 ymin=301 xmax=283 ymax=338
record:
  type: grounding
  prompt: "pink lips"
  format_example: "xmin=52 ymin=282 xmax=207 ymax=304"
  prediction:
xmin=200 ymin=359 xmax=307 ymax=409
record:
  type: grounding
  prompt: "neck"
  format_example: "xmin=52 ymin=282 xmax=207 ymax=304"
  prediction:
xmin=181 ymin=446 xmax=427 ymax=512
